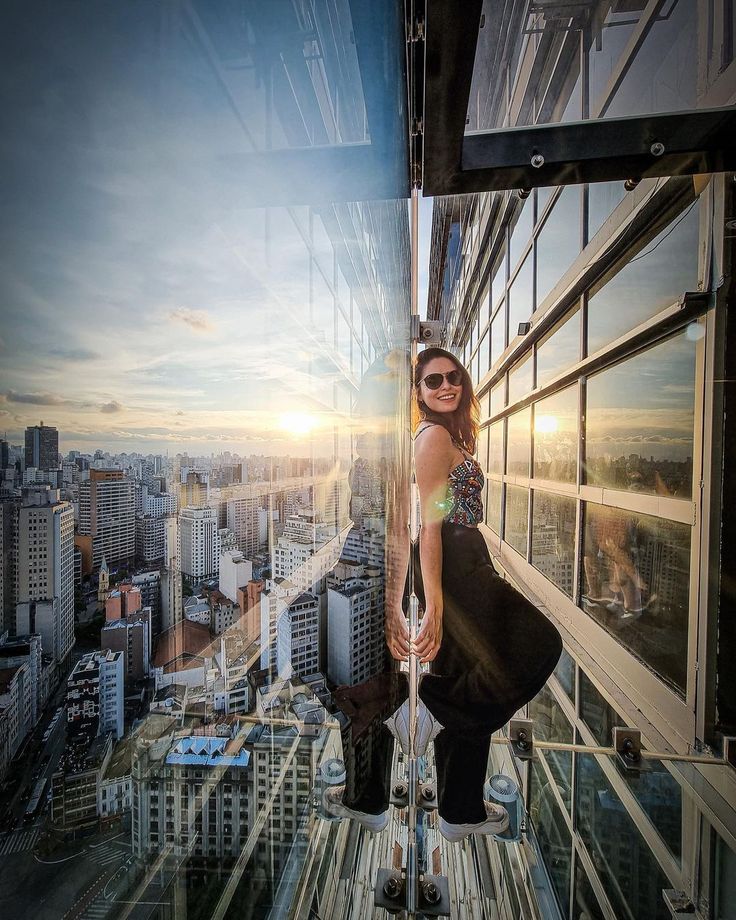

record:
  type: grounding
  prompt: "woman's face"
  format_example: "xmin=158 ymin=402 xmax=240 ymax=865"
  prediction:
xmin=418 ymin=356 xmax=463 ymax=415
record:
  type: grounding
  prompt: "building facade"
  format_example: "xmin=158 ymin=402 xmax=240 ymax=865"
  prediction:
xmin=79 ymin=470 xmax=135 ymax=573
xmin=178 ymin=506 xmax=219 ymax=584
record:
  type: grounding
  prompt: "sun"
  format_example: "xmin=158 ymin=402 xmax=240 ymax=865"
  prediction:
xmin=278 ymin=412 xmax=317 ymax=436
xmin=535 ymin=414 xmax=558 ymax=434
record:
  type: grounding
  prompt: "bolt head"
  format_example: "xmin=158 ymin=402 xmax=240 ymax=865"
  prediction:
xmin=531 ymin=154 xmax=545 ymax=168
xmin=650 ymin=141 xmax=665 ymax=156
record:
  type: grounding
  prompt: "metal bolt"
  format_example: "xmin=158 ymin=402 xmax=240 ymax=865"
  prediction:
xmin=393 ymin=782 xmax=407 ymax=797
xmin=384 ymin=876 xmax=402 ymax=900
xmin=517 ymin=731 xmax=528 ymax=749
xmin=516 ymin=187 xmax=531 ymax=200
xmin=650 ymin=141 xmax=665 ymax=157
xmin=531 ymin=154 xmax=545 ymax=168
xmin=624 ymin=178 xmax=640 ymax=191
xmin=421 ymin=786 xmax=436 ymax=801
xmin=422 ymin=881 xmax=441 ymax=905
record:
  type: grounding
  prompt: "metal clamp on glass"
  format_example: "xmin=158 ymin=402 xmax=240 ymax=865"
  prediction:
xmin=509 ymin=718 xmax=534 ymax=760
xmin=613 ymin=727 xmax=642 ymax=772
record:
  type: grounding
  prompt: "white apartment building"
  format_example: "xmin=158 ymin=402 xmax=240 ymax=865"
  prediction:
xmin=219 ymin=549 xmax=253 ymax=604
xmin=144 ymin=490 xmax=177 ymax=517
xmin=16 ymin=487 xmax=74 ymax=664
xmin=178 ymin=506 xmax=219 ymax=584
xmin=272 ymin=512 xmax=340 ymax=593
xmin=98 ymin=649 xmax=124 ymax=740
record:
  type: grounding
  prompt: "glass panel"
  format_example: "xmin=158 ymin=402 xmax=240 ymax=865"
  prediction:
xmin=534 ymin=386 xmax=578 ymax=484
xmin=587 ymin=204 xmax=700 ymax=355
xmin=477 ymin=426 xmax=489 ymax=472
xmin=714 ymin=832 xmax=736 ymax=920
xmin=510 ymin=202 xmax=533 ymax=270
xmin=576 ymin=754 xmax=673 ymax=920
xmin=479 ymin=280 xmax=491 ymax=331
xmin=589 ymin=10 xmax=642 ymax=116
xmin=532 ymin=491 xmax=576 ymax=598
xmin=486 ymin=479 xmax=503 ymax=536
xmin=508 ymin=254 xmax=534 ymax=340
xmin=1 ymin=2 xmax=411 ymax=913
xmin=555 ymin=648 xmax=575 ymax=704
xmin=491 ymin=302 xmax=507 ymax=367
xmin=536 ymin=308 xmax=581 ymax=389
xmin=491 ymin=254 xmax=506 ymax=312
xmin=504 ymin=485 xmax=529 ymax=557
xmin=507 ymin=408 xmax=531 ymax=477
xmin=581 ymin=504 xmax=691 ymax=695
xmin=588 ymin=180 xmax=627 ymax=241
xmin=477 ymin=329 xmax=490 ymax=382
xmin=603 ymin=0 xmax=698 ymax=119
xmin=573 ymin=859 xmax=607 ymax=920
xmin=490 ymin=380 xmax=505 ymax=417
xmin=536 ymin=187 xmax=581 ymax=306
xmin=579 ymin=673 xmax=682 ymax=861
xmin=489 ymin=420 xmax=504 ymax=475
xmin=508 ymin=354 xmax=533 ymax=405
xmin=530 ymin=758 xmax=572 ymax=916
xmin=585 ymin=334 xmax=696 ymax=499
xmin=529 ymin=685 xmax=573 ymax=811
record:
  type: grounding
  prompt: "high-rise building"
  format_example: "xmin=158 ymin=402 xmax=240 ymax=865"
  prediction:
xmin=178 ymin=506 xmax=219 ymax=584
xmin=15 ymin=487 xmax=74 ymax=664
xmin=276 ymin=591 xmax=320 ymax=679
xmin=24 ymin=422 xmax=59 ymax=471
xmin=135 ymin=513 xmax=167 ymax=565
xmin=219 ymin=549 xmax=253 ymax=605
xmin=0 ymin=498 xmax=20 ymax=635
xmin=226 ymin=497 xmax=260 ymax=558
xmin=160 ymin=515 xmax=182 ymax=633
xmin=100 ymin=607 xmax=151 ymax=688
xmin=78 ymin=470 xmax=135 ymax=572
xmin=327 ymin=560 xmax=384 ymax=686
xmin=131 ymin=570 xmax=162 ymax=641
xmin=0 ymin=440 xmax=9 ymax=470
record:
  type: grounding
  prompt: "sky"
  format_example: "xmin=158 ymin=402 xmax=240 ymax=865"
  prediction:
xmin=0 ymin=3 xmax=433 ymax=458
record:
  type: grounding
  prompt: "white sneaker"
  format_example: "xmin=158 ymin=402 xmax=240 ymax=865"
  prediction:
xmin=384 ymin=698 xmax=444 ymax=758
xmin=438 ymin=800 xmax=510 ymax=842
xmin=322 ymin=785 xmax=389 ymax=834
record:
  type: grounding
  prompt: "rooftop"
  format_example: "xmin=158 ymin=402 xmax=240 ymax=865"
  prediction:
xmin=165 ymin=735 xmax=250 ymax=769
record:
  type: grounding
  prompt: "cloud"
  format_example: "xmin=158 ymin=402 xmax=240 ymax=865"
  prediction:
xmin=175 ymin=410 xmax=184 ymax=416
xmin=6 ymin=389 xmax=72 ymax=406
xmin=167 ymin=308 xmax=215 ymax=334
xmin=48 ymin=346 xmax=101 ymax=361
xmin=100 ymin=400 xmax=124 ymax=414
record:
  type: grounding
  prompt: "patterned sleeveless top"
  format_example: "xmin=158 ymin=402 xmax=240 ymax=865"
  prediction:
xmin=415 ymin=424 xmax=484 ymax=527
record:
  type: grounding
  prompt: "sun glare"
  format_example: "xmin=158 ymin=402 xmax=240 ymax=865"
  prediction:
xmin=279 ymin=412 xmax=317 ymax=436
xmin=535 ymin=414 xmax=559 ymax=434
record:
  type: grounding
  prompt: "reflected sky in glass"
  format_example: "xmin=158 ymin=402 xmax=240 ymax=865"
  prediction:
xmin=534 ymin=385 xmax=578 ymax=484
xmin=508 ymin=254 xmax=534 ymax=339
xmin=507 ymin=407 xmax=531 ymax=476
xmin=585 ymin=333 xmax=696 ymax=498
xmin=587 ymin=204 xmax=700 ymax=356
xmin=536 ymin=187 xmax=581 ymax=307
xmin=504 ymin=484 xmax=528 ymax=556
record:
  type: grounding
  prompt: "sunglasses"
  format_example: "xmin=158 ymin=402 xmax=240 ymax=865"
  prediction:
xmin=420 ymin=369 xmax=463 ymax=389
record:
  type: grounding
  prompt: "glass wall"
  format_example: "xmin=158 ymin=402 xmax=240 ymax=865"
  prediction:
xmin=0 ymin=3 xmax=410 ymax=918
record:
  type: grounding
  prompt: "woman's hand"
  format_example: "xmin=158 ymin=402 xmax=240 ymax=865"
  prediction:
xmin=385 ymin=604 xmax=411 ymax=661
xmin=413 ymin=603 xmax=443 ymax=663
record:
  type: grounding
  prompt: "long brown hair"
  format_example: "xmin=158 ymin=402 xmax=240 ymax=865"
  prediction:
xmin=413 ymin=347 xmax=479 ymax=453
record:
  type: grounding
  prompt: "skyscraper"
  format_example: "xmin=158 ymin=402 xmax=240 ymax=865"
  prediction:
xmin=78 ymin=469 xmax=135 ymax=572
xmin=178 ymin=506 xmax=219 ymax=584
xmin=15 ymin=487 xmax=74 ymax=664
xmin=24 ymin=422 xmax=59 ymax=471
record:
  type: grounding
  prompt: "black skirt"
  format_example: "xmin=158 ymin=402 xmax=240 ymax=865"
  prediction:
xmin=415 ymin=522 xmax=563 ymax=735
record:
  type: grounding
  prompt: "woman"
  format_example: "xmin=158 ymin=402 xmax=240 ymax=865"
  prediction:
xmin=386 ymin=347 xmax=562 ymax=842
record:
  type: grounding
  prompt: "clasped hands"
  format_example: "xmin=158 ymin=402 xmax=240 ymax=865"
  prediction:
xmin=385 ymin=603 xmax=443 ymax=663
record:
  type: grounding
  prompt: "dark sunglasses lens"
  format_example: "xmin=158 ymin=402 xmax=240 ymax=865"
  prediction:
xmin=423 ymin=374 xmax=443 ymax=389
xmin=447 ymin=369 xmax=463 ymax=385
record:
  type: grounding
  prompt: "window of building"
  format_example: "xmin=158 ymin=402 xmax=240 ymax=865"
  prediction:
xmin=580 ymin=503 xmax=690 ymax=695
xmin=533 ymin=385 xmax=578 ymax=485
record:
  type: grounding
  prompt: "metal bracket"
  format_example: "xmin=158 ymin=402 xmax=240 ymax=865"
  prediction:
xmin=374 ymin=869 xmax=406 ymax=914
xmin=374 ymin=870 xmax=451 ymax=917
xmin=509 ymin=718 xmax=534 ymax=760
xmin=662 ymin=889 xmax=695 ymax=917
xmin=613 ymin=727 xmax=642 ymax=772
xmin=389 ymin=780 xmax=409 ymax=809
xmin=417 ymin=780 xmax=437 ymax=811
xmin=419 ymin=320 xmax=444 ymax=344
xmin=723 ymin=736 xmax=736 ymax=769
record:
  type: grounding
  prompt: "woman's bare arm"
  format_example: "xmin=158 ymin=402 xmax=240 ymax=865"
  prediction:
xmin=413 ymin=426 xmax=455 ymax=662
